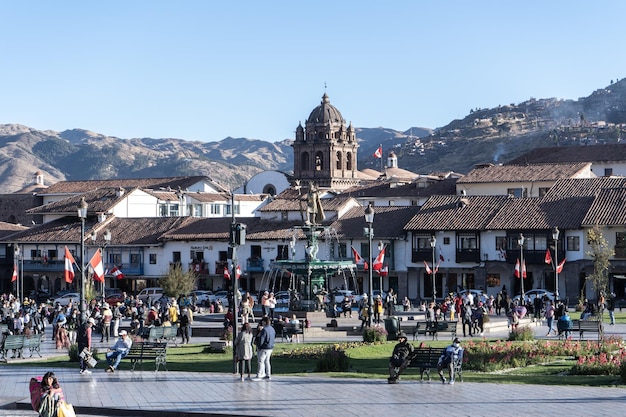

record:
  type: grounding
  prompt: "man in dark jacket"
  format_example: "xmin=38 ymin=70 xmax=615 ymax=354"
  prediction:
xmin=253 ymin=316 xmax=275 ymax=381
xmin=388 ymin=331 xmax=414 ymax=384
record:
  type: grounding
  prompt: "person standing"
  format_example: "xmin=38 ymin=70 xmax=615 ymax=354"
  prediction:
xmin=253 ymin=316 xmax=275 ymax=381
xmin=112 ymin=302 xmax=123 ymax=337
xmin=100 ymin=304 xmax=113 ymax=343
xmin=359 ymin=294 xmax=370 ymax=330
xmin=373 ymin=295 xmax=383 ymax=324
xmin=77 ymin=318 xmax=94 ymax=375
xmin=544 ymin=300 xmax=556 ymax=336
xmin=268 ymin=292 xmax=277 ymax=320
xmin=234 ymin=322 xmax=254 ymax=380
xmin=607 ymin=293 xmax=616 ymax=325
xmin=385 ymin=288 xmax=396 ymax=317
xmin=461 ymin=301 xmax=473 ymax=337
xmin=179 ymin=306 xmax=193 ymax=344
xmin=105 ymin=330 xmax=132 ymax=373
xmin=260 ymin=291 xmax=270 ymax=317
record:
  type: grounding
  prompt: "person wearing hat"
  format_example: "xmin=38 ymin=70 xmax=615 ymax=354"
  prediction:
xmin=388 ymin=331 xmax=414 ymax=384
xmin=359 ymin=294 xmax=370 ymax=330
xmin=105 ymin=330 xmax=133 ymax=373
xmin=77 ymin=318 xmax=95 ymax=375
xmin=437 ymin=337 xmax=463 ymax=384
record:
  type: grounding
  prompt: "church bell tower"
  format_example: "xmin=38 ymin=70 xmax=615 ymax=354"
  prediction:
xmin=292 ymin=93 xmax=359 ymax=190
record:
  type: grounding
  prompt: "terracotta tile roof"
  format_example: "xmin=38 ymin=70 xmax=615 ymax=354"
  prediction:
xmin=582 ymin=187 xmax=626 ymax=226
xmin=506 ymin=144 xmax=626 ymax=165
xmin=259 ymin=188 xmax=350 ymax=212
xmin=39 ymin=176 xmax=226 ymax=195
xmin=3 ymin=216 xmax=186 ymax=246
xmin=543 ymin=177 xmax=626 ymax=199
xmin=27 ymin=188 xmax=135 ymax=215
xmin=159 ymin=217 xmax=310 ymax=241
xmin=330 ymin=206 xmax=419 ymax=239
xmin=485 ymin=198 xmax=555 ymax=230
xmin=457 ymin=162 xmax=592 ymax=184
xmin=0 ymin=221 xmax=28 ymax=239
xmin=404 ymin=195 xmax=510 ymax=231
xmin=342 ymin=177 xmax=457 ymax=198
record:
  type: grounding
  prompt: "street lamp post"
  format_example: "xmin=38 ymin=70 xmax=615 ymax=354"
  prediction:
xmin=77 ymin=197 xmax=88 ymax=324
xmin=430 ymin=235 xmax=437 ymax=302
xmin=364 ymin=204 xmax=374 ymax=327
xmin=14 ymin=245 xmax=23 ymax=302
xmin=518 ymin=233 xmax=525 ymax=306
xmin=552 ymin=227 xmax=560 ymax=301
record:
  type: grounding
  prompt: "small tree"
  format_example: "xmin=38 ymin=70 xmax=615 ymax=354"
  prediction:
xmin=159 ymin=263 xmax=196 ymax=298
xmin=586 ymin=225 xmax=614 ymax=299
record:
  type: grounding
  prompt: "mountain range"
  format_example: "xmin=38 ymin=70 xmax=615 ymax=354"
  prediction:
xmin=2 ymin=78 xmax=626 ymax=194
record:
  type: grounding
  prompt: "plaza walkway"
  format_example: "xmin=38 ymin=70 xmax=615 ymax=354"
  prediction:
xmin=1 ymin=312 xmax=625 ymax=417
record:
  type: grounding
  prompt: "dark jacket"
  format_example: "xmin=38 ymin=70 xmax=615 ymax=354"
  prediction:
xmin=256 ymin=324 xmax=275 ymax=350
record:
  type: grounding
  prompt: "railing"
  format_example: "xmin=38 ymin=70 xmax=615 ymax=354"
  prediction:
xmin=190 ymin=261 xmax=209 ymax=274
xmin=246 ymin=258 xmax=264 ymax=272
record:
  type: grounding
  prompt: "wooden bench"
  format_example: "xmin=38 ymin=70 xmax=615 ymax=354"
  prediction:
xmin=407 ymin=346 xmax=463 ymax=382
xmin=162 ymin=326 xmax=179 ymax=346
xmin=281 ymin=322 xmax=304 ymax=342
xmin=22 ymin=334 xmax=43 ymax=358
xmin=147 ymin=326 xmax=164 ymax=341
xmin=572 ymin=319 xmax=603 ymax=341
xmin=412 ymin=321 xmax=457 ymax=341
xmin=147 ymin=326 xmax=179 ymax=346
xmin=125 ymin=341 xmax=168 ymax=371
xmin=1 ymin=334 xmax=24 ymax=360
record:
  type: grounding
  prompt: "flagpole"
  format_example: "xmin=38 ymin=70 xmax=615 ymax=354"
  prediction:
xmin=552 ymin=227 xmax=560 ymax=301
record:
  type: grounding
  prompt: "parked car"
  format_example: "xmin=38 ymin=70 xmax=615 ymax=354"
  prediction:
xmin=513 ymin=289 xmax=556 ymax=304
xmin=458 ymin=289 xmax=489 ymax=304
xmin=105 ymin=292 xmax=125 ymax=305
xmin=372 ymin=290 xmax=388 ymax=301
xmin=53 ymin=292 xmax=81 ymax=306
xmin=213 ymin=290 xmax=229 ymax=307
xmin=274 ymin=291 xmax=291 ymax=304
xmin=189 ymin=290 xmax=215 ymax=306
xmin=137 ymin=287 xmax=163 ymax=305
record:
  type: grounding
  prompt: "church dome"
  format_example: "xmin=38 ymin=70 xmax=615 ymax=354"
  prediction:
xmin=307 ymin=93 xmax=345 ymax=125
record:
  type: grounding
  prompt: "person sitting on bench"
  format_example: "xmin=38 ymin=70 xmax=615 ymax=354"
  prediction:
xmin=105 ymin=330 xmax=132 ymax=373
xmin=438 ymin=337 xmax=463 ymax=385
xmin=388 ymin=331 xmax=414 ymax=384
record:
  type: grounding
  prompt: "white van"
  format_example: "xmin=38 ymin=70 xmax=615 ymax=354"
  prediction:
xmin=137 ymin=287 xmax=163 ymax=305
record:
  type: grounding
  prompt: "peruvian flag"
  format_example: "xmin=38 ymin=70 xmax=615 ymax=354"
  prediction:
xmin=89 ymin=250 xmax=105 ymax=282
xmin=378 ymin=265 xmax=388 ymax=276
xmin=372 ymin=245 xmax=385 ymax=272
xmin=544 ymin=249 xmax=552 ymax=265
xmin=514 ymin=258 xmax=520 ymax=279
xmin=235 ymin=265 xmax=242 ymax=280
xmin=110 ymin=266 xmax=125 ymax=280
xmin=556 ymin=258 xmax=566 ymax=274
xmin=373 ymin=145 xmax=383 ymax=159
xmin=223 ymin=267 xmax=231 ymax=280
xmin=11 ymin=265 xmax=17 ymax=282
xmin=351 ymin=246 xmax=369 ymax=270
xmin=522 ymin=260 xmax=527 ymax=279
xmin=434 ymin=260 xmax=440 ymax=275
xmin=64 ymin=246 xmax=76 ymax=284
xmin=423 ymin=260 xmax=432 ymax=275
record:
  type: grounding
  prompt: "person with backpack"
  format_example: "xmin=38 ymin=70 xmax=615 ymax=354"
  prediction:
xmin=437 ymin=338 xmax=463 ymax=384
xmin=77 ymin=317 xmax=94 ymax=375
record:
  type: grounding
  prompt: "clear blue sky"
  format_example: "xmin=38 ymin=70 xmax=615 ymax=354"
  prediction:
xmin=1 ymin=1 xmax=625 ymax=143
